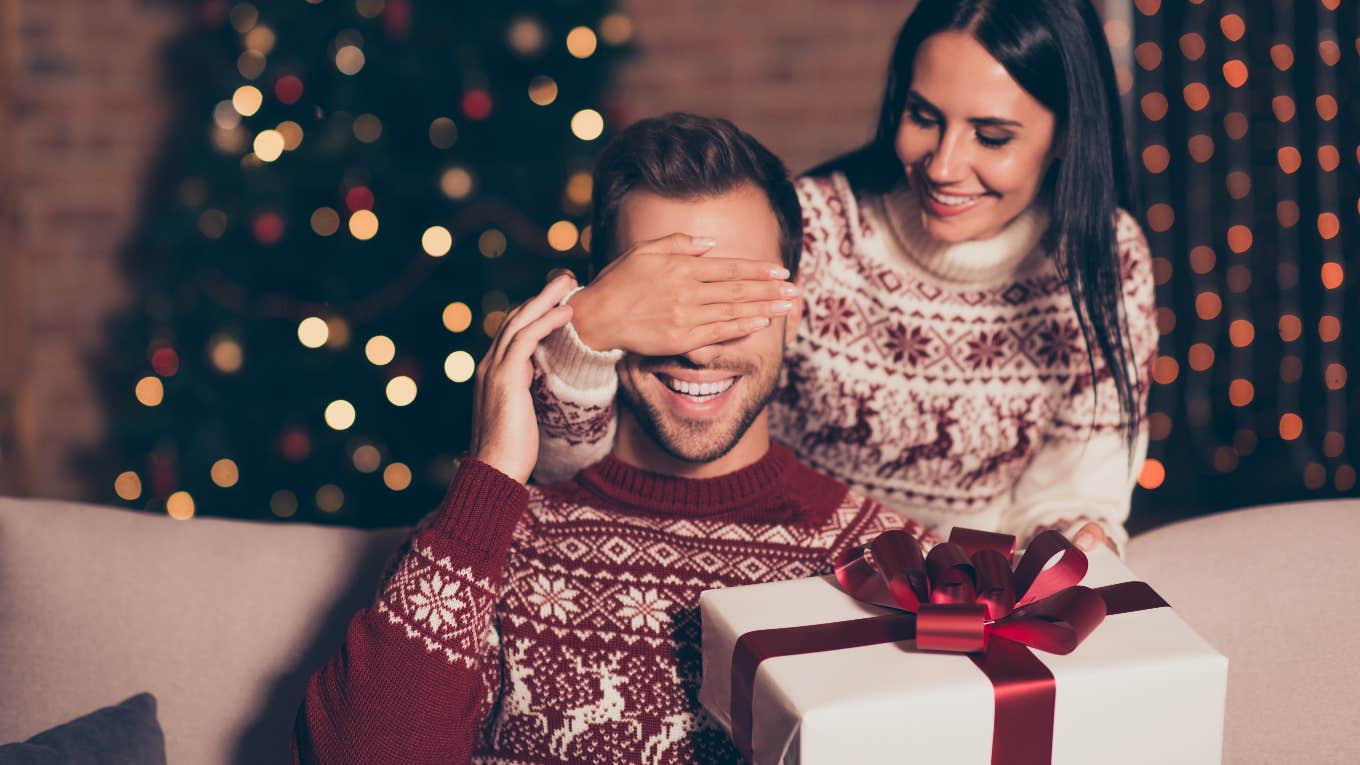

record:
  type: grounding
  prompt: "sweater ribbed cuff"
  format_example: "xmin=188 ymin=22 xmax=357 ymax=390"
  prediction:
xmin=538 ymin=285 xmax=624 ymax=392
xmin=430 ymin=459 xmax=530 ymax=557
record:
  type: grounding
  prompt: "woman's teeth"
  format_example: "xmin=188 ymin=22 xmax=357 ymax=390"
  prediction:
xmin=662 ymin=376 xmax=735 ymax=401
xmin=927 ymin=187 xmax=982 ymax=206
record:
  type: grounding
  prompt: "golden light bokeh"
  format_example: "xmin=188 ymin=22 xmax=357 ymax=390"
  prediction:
xmin=1278 ymin=413 xmax=1303 ymax=441
xmin=311 ymin=207 xmax=340 ymax=236
xmin=232 ymin=85 xmax=263 ymax=117
xmin=566 ymin=26 xmax=598 ymax=58
xmin=422 ymin=225 xmax=453 ymax=257
xmin=386 ymin=375 xmax=418 ymax=406
xmin=1278 ymin=146 xmax=1302 ymax=174
xmin=571 ymin=109 xmax=605 ymax=141
xmin=1278 ymin=314 xmax=1302 ymax=342
xmin=478 ymin=228 xmax=507 ymax=258
xmin=210 ymin=335 xmax=244 ymax=373
xmin=1228 ymin=379 xmax=1254 ymax=407
xmin=1317 ymin=212 xmax=1340 ymax=239
xmin=270 ymin=490 xmax=298 ymax=518
xmin=384 ymin=462 xmax=413 ymax=491
xmin=237 ymin=50 xmax=267 ymax=80
xmin=1324 ymin=363 xmax=1347 ymax=391
xmin=1138 ymin=458 xmax=1165 ymax=490
xmin=1152 ymin=355 xmax=1179 ymax=385
xmin=325 ymin=400 xmax=356 ymax=430
xmin=1323 ymin=432 xmax=1346 ymax=458
xmin=528 ymin=76 xmax=558 ymax=106
xmin=349 ymin=209 xmax=379 ymax=240
xmin=245 ymin=25 xmax=276 ymax=54
xmin=1189 ymin=246 xmax=1215 ymax=274
xmin=600 ymin=13 xmax=634 ymax=45
xmin=483 ymin=310 xmax=507 ymax=337
xmin=507 ymin=16 xmax=546 ymax=55
xmin=1219 ymin=13 xmax=1245 ymax=42
xmin=1221 ymin=60 xmax=1248 ymax=88
xmin=1316 ymin=95 xmax=1338 ymax=121
xmin=1140 ymin=92 xmax=1168 ymax=121
xmin=335 ymin=44 xmax=365 ymax=75
xmin=1194 ymin=291 xmax=1222 ymax=320
xmin=566 ymin=172 xmax=592 ymax=206
xmin=276 ymin=120 xmax=304 ymax=150
xmin=198 ymin=209 xmax=228 ymax=239
xmin=211 ymin=458 xmax=239 ymax=488
xmin=298 ymin=316 xmax=329 ymax=348
xmin=1270 ymin=44 xmax=1294 ymax=70
xmin=429 ymin=117 xmax=458 ymax=149
xmin=316 ymin=484 xmax=345 ymax=512
xmin=253 ymin=129 xmax=285 ymax=162
xmin=1213 ymin=447 xmax=1240 ymax=473
xmin=547 ymin=220 xmax=579 ymax=251
xmin=365 ymin=335 xmax=396 ymax=366
xmin=1182 ymin=82 xmax=1210 ymax=111
xmin=1303 ymin=463 xmax=1327 ymax=490
xmin=167 ymin=491 xmax=195 ymax=520
xmin=353 ymin=444 xmax=382 ymax=473
xmin=1228 ymin=319 xmax=1255 ymax=347
xmin=440 ymin=167 xmax=473 ymax=199
xmin=1135 ymin=42 xmax=1162 ymax=70
xmin=353 ymin=114 xmax=383 ymax=143
xmin=135 ymin=376 xmax=164 ymax=407
xmin=1226 ymin=224 xmax=1252 ymax=253
xmin=213 ymin=101 xmax=241 ymax=130
xmin=114 ymin=471 xmax=142 ymax=501
xmin=1318 ymin=316 xmax=1341 ymax=343
xmin=443 ymin=302 xmax=473 ymax=333
xmin=445 ymin=350 xmax=475 ymax=382
xmin=1272 ymin=95 xmax=1296 ymax=122
xmin=1187 ymin=342 xmax=1215 ymax=371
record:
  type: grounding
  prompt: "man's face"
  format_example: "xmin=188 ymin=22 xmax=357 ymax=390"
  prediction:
xmin=614 ymin=184 xmax=798 ymax=464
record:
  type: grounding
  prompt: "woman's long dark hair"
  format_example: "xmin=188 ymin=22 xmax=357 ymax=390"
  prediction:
xmin=811 ymin=0 xmax=1143 ymax=449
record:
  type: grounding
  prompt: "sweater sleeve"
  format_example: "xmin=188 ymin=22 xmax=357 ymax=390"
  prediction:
xmin=293 ymin=460 xmax=529 ymax=764
xmin=529 ymin=287 xmax=624 ymax=484
xmin=1001 ymin=211 xmax=1158 ymax=554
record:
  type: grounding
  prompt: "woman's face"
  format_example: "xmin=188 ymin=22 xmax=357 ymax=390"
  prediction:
xmin=895 ymin=31 xmax=1059 ymax=243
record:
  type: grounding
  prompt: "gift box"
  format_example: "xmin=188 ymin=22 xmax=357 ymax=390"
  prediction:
xmin=699 ymin=529 xmax=1228 ymax=764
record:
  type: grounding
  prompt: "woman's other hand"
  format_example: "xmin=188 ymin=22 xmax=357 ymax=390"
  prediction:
xmin=569 ymin=232 xmax=800 ymax=355
xmin=1072 ymin=521 xmax=1119 ymax=554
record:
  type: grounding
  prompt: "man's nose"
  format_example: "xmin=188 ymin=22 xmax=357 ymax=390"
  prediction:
xmin=681 ymin=344 xmax=723 ymax=367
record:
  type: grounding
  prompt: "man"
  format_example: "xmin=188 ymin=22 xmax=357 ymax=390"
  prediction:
xmin=294 ymin=114 xmax=931 ymax=764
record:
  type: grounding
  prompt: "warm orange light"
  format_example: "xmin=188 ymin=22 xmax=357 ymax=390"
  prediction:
xmin=1213 ymin=447 xmax=1240 ymax=474
xmin=1152 ymin=356 xmax=1180 ymax=385
xmin=1226 ymin=265 xmax=1252 ymax=292
xmin=1148 ymin=412 xmax=1173 ymax=441
xmin=1336 ymin=466 xmax=1357 ymax=493
xmin=1319 ymin=41 xmax=1340 ymax=67
xmin=1183 ymin=83 xmax=1210 ymax=111
xmin=1319 ymin=316 xmax=1341 ymax=343
xmin=1135 ymin=42 xmax=1163 ymax=70
xmin=1323 ymin=432 xmax=1346 ymax=458
xmin=1318 ymin=213 xmax=1340 ymax=239
xmin=1321 ymin=263 xmax=1344 ymax=289
xmin=1278 ymin=314 xmax=1302 ymax=342
xmin=1189 ymin=246 xmax=1216 ymax=274
xmin=1319 ymin=146 xmax=1341 ymax=172
xmin=1142 ymin=145 xmax=1170 ymax=173
xmin=1229 ymin=319 xmax=1255 ymax=347
xmin=1316 ymin=95 xmax=1338 ymax=121
xmin=1227 ymin=225 xmax=1253 ymax=253
xmin=1281 ymin=355 xmax=1303 ymax=383
xmin=1147 ymin=203 xmax=1174 ymax=232
xmin=1188 ymin=134 xmax=1214 ymax=162
xmin=1188 ymin=343 xmax=1215 ymax=371
xmin=1222 ymin=60 xmax=1248 ymax=87
xmin=1138 ymin=458 xmax=1166 ymax=490
xmin=1228 ymin=379 xmax=1254 ymax=407
xmin=1277 ymin=201 xmax=1300 ymax=227
xmin=1152 ymin=257 xmax=1173 ymax=285
xmin=1278 ymin=147 xmax=1302 ymax=174
xmin=1219 ymin=14 xmax=1245 ymax=41
xmin=1278 ymin=413 xmax=1303 ymax=441
xmin=1324 ymin=363 xmax=1347 ymax=390
xmin=1179 ymin=33 xmax=1205 ymax=60
xmin=1224 ymin=113 xmax=1249 ymax=139
xmin=1195 ymin=292 xmax=1222 ymax=320
xmin=1156 ymin=307 xmax=1177 ymax=335
xmin=1303 ymin=463 xmax=1327 ymax=490
xmin=1272 ymin=95 xmax=1295 ymax=122
xmin=1141 ymin=93 xmax=1169 ymax=121
xmin=1270 ymin=44 xmax=1294 ymax=70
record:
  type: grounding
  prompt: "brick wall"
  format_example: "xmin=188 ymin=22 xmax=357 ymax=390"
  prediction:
xmin=0 ymin=0 xmax=910 ymax=500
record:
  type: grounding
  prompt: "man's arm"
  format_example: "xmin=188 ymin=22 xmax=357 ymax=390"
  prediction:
xmin=293 ymin=275 xmax=578 ymax=763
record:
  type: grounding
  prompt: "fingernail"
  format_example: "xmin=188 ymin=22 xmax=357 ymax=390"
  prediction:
xmin=779 ymin=284 xmax=801 ymax=297
xmin=770 ymin=267 xmax=790 ymax=279
xmin=693 ymin=236 xmax=716 ymax=247
xmin=771 ymin=300 xmax=794 ymax=314
xmin=1073 ymin=532 xmax=1095 ymax=551
xmin=749 ymin=316 xmax=771 ymax=328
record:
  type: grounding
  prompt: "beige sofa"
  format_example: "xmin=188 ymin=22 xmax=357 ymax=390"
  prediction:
xmin=2 ymin=496 xmax=1356 ymax=764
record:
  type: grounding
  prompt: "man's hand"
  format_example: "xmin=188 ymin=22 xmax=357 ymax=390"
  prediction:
xmin=569 ymin=232 xmax=799 ymax=354
xmin=469 ymin=273 xmax=578 ymax=484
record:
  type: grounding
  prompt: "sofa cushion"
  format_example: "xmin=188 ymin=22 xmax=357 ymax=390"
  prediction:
xmin=0 ymin=692 xmax=165 ymax=764
xmin=1126 ymin=499 xmax=1360 ymax=765
xmin=0 ymin=498 xmax=409 ymax=765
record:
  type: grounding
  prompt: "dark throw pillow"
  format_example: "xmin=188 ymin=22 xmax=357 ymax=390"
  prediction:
xmin=0 ymin=692 xmax=166 ymax=765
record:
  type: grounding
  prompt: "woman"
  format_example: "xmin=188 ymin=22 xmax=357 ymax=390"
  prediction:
xmin=528 ymin=0 xmax=1156 ymax=553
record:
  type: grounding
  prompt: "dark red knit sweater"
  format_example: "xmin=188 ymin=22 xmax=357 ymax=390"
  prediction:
xmin=293 ymin=443 xmax=932 ymax=764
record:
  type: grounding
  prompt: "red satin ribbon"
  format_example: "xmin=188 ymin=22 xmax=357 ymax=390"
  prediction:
xmin=727 ymin=528 xmax=1169 ymax=762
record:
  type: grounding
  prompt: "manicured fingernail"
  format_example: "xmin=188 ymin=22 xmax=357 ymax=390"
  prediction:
xmin=749 ymin=316 xmax=771 ymax=328
xmin=1073 ymin=532 xmax=1095 ymax=551
xmin=771 ymin=300 xmax=794 ymax=314
xmin=770 ymin=267 xmax=790 ymax=279
xmin=779 ymin=283 xmax=801 ymax=297
xmin=693 ymin=236 xmax=716 ymax=247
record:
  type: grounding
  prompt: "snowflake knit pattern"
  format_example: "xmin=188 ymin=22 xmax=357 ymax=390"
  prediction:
xmin=531 ymin=173 xmax=1158 ymax=551
xmin=294 ymin=444 xmax=934 ymax=764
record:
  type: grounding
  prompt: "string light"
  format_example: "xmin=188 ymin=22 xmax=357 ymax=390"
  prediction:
xmin=298 ymin=317 xmax=329 ymax=348
xmin=349 ymin=209 xmax=379 ymax=240
xmin=311 ymin=207 xmax=340 ymax=236
xmin=316 ymin=484 xmax=344 ymax=512
xmin=429 ymin=118 xmax=457 ymax=149
xmin=353 ymin=114 xmax=383 ymax=143
xmin=254 ymin=130 xmax=285 ymax=162
xmin=547 ymin=220 xmax=579 ymax=251
xmin=335 ymin=45 xmax=365 ymax=75
xmin=386 ymin=376 xmax=418 ymax=406
xmin=352 ymin=444 xmax=382 ymax=473
xmin=270 ymin=490 xmax=298 ymax=518
xmin=528 ymin=76 xmax=558 ymax=106
xmin=209 ymin=335 xmax=243 ymax=373
xmin=440 ymin=167 xmax=473 ymax=199
xmin=571 ymin=109 xmax=605 ymax=141
xmin=366 ymin=336 xmax=396 ymax=365
xmin=422 ymin=225 xmax=453 ymax=257
xmin=383 ymin=462 xmax=413 ymax=491
xmin=478 ymin=229 xmax=507 ymax=258
xmin=211 ymin=459 xmax=239 ymax=488
xmin=443 ymin=302 xmax=473 ymax=333
xmin=324 ymin=400 xmax=356 ymax=430
xmin=114 ymin=471 xmax=142 ymax=501
xmin=135 ymin=376 xmax=164 ymax=407
xmin=232 ymin=86 xmax=263 ymax=117
xmin=444 ymin=351 xmax=475 ymax=382
xmin=566 ymin=26 xmax=598 ymax=58
xmin=166 ymin=491 xmax=195 ymax=520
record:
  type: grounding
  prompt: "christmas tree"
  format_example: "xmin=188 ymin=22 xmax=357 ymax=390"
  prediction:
xmin=87 ymin=0 xmax=627 ymax=526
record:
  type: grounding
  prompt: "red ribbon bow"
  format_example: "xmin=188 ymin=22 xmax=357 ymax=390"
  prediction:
xmin=833 ymin=527 xmax=1107 ymax=655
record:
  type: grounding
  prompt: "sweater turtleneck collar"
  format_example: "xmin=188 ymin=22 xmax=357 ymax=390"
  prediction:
xmin=573 ymin=441 xmax=845 ymax=523
xmin=872 ymin=183 xmax=1050 ymax=285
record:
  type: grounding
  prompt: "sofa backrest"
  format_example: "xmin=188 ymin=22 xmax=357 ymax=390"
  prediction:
xmin=0 ymin=497 xmax=409 ymax=765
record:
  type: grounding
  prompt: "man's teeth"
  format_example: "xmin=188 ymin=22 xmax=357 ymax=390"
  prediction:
xmin=928 ymin=187 xmax=981 ymax=206
xmin=662 ymin=376 xmax=735 ymax=398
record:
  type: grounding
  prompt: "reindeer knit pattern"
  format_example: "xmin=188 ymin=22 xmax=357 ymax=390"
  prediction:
xmin=531 ymin=173 xmax=1158 ymax=551
xmin=294 ymin=444 xmax=933 ymax=764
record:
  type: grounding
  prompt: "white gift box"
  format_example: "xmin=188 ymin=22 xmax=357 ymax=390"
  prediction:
xmin=699 ymin=547 xmax=1228 ymax=765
